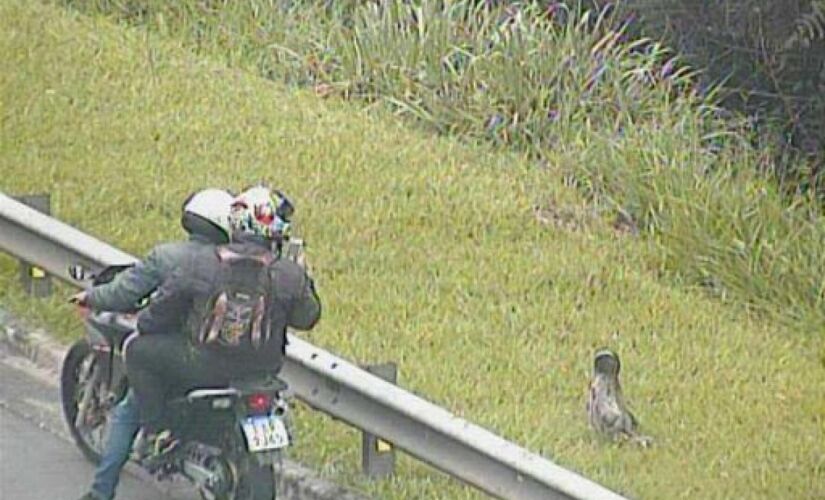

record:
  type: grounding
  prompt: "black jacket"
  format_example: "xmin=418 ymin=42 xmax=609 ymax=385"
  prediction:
xmin=136 ymin=238 xmax=321 ymax=367
xmin=87 ymin=234 xmax=215 ymax=312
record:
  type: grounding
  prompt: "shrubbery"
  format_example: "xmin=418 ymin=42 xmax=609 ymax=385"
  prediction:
xmin=608 ymin=0 xmax=825 ymax=198
xmin=59 ymin=0 xmax=825 ymax=333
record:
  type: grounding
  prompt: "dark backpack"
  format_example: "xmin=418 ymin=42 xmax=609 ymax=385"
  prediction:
xmin=196 ymin=245 xmax=275 ymax=350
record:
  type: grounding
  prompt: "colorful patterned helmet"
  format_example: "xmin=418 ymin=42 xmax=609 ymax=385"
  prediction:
xmin=229 ymin=185 xmax=294 ymax=241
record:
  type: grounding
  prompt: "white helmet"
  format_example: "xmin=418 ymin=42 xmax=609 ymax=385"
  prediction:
xmin=182 ymin=188 xmax=234 ymax=242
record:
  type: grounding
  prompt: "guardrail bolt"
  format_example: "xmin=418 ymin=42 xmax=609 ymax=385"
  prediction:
xmin=15 ymin=194 xmax=52 ymax=297
xmin=361 ymin=362 xmax=397 ymax=479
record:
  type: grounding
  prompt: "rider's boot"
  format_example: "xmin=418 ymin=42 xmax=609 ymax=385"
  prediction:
xmin=134 ymin=428 xmax=180 ymax=472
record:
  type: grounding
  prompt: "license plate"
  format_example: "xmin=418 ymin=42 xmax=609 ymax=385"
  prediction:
xmin=241 ymin=414 xmax=290 ymax=452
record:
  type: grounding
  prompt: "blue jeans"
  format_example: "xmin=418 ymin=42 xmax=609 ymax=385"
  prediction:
xmin=90 ymin=391 xmax=140 ymax=500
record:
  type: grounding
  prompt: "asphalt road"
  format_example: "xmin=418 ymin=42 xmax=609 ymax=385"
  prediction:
xmin=0 ymin=343 xmax=195 ymax=500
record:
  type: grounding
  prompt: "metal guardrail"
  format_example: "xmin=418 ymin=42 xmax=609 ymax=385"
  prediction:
xmin=0 ymin=192 xmax=628 ymax=500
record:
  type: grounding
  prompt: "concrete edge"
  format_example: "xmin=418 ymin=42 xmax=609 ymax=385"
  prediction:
xmin=0 ymin=310 xmax=371 ymax=500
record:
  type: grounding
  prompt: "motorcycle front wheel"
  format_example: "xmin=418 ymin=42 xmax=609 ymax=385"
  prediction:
xmin=60 ymin=339 xmax=109 ymax=463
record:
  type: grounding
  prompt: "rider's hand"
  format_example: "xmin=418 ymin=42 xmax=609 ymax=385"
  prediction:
xmin=69 ymin=290 xmax=88 ymax=306
xmin=69 ymin=291 xmax=91 ymax=320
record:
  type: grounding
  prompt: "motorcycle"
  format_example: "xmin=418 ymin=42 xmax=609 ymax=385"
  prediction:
xmin=59 ymin=238 xmax=306 ymax=500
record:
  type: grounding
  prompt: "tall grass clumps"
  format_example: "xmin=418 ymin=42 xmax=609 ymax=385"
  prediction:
xmin=606 ymin=0 xmax=825 ymax=197
xmin=56 ymin=0 xmax=825 ymax=334
xmin=61 ymin=1 xmax=705 ymax=152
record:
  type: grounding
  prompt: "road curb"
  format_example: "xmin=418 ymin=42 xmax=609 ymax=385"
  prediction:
xmin=0 ymin=308 xmax=371 ymax=500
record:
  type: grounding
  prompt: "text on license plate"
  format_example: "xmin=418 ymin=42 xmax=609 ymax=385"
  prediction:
xmin=241 ymin=414 xmax=290 ymax=452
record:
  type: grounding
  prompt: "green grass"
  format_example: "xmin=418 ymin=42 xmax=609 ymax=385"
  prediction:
xmin=53 ymin=0 xmax=825 ymax=338
xmin=1 ymin=1 xmax=823 ymax=499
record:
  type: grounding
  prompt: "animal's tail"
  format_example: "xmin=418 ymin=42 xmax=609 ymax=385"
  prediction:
xmin=629 ymin=432 xmax=653 ymax=448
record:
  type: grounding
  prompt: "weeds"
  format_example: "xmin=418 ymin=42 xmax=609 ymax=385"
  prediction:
xmin=50 ymin=0 xmax=825 ymax=334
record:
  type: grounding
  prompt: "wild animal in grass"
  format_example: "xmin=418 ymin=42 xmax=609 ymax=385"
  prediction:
xmin=586 ymin=348 xmax=652 ymax=447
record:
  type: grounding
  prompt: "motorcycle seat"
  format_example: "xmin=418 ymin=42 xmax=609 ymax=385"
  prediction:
xmin=181 ymin=377 xmax=288 ymax=403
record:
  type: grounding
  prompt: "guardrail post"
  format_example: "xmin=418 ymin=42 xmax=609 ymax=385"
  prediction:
xmin=14 ymin=194 xmax=52 ymax=297
xmin=361 ymin=362 xmax=397 ymax=479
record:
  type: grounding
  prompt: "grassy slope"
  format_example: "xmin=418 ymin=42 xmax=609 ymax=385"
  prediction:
xmin=0 ymin=1 xmax=822 ymax=499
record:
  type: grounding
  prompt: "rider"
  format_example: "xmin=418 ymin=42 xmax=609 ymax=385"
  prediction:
xmin=76 ymin=188 xmax=235 ymax=500
xmin=124 ymin=186 xmax=321 ymax=458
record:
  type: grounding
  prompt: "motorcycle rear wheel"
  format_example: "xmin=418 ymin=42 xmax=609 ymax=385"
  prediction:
xmin=199 ymin=456 xmax=275 ymax=500
xmin=232 ymin=458 xmax=276 ymax=500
